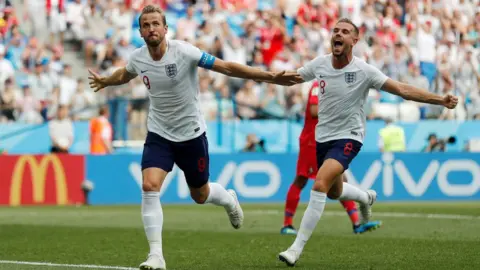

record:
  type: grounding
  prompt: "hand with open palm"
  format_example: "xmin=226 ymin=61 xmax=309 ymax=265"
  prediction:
xmin=88 ymin=69 xmax=108 ymax=92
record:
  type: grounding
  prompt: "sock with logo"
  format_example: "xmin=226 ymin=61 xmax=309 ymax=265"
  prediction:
xmin=142 ymin=191 xmax=163 ymax=258
xmin=340 ymin=200 xmax=360 ymax=226
xmin=205 ymin=183 xmax=235 ymax=212
xmin=338 ymin=182 xmax=369 ymax=204
xmin=284 ymin=183 xmax=302 ymax=227
xmin=290 ymin=190 xmax=326 ymax=253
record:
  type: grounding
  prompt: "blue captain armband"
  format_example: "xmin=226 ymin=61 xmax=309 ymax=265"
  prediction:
xmin=198 ymin=52 xmax=216 ymax=69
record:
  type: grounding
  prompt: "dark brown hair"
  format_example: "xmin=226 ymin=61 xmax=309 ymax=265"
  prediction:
xmin=336 ymin=18 xmax=359 ymax=36
xmin=139 ymin=5 xmax=167 ymax=27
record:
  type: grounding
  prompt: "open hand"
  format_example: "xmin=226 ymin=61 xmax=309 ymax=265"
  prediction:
xmin=270 ymin=71 xmax=304 ymax=86
xmin=88 ymin=69 xmax=107 ymax=92
xmin=443 ymin=94 xmax=458 ymax=109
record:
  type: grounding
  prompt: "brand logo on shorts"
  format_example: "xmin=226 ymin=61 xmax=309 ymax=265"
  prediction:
xmin=345 ymin=72 xmax=356 ymax=84
xmin=344 ymin=142 xmax=353 ymax=156
xmin=165 ymin=64 xmax=177 ymax=78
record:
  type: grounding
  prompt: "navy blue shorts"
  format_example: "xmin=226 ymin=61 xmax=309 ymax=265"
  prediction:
xmin=141 ymin=132 xmax=209 ymax=188
xmin=316 ymin=139 xmax=362 ymax=171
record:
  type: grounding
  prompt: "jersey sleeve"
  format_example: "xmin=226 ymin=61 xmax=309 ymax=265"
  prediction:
xmin=178 ymin=41 xmax=216 ymax=70
xmin=125 ymin=49 xmax=139 ymax=75
xmin=297 ymin=56 xmax=322 ymax=82
xmin=365 ymin=63 xmax=388 ymax=90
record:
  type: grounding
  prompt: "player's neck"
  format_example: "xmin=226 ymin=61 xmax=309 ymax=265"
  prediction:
xmin=147 ymin=40 xmax=168 ymax=61
xmin=332 ymin=53 xmax=353 ymax=69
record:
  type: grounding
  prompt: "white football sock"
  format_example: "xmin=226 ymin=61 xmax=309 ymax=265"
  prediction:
xmin=291 ymin=190 xmax=326 ymax=253
xmin=142 ymin=191 xmax=163 ymax=258
xmin=205 ymin=183 xmax=235 ymax=212
xmin=338 ymin=182 xmax=369 ymax=204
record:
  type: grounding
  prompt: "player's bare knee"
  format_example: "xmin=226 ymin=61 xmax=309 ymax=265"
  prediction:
xmin=312 ymin=179 xmax=330 ymax=193
xmin=142 ymin=168 xmax=168 ymax=192
xmin=142 ymin=180 xmax=161 ymax=192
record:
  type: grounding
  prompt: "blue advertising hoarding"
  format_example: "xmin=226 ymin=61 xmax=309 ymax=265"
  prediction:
xmin=86 ymin=153 xmax=480 ymax=204
xmin=2 ymin=120 xmax=480 ymax=154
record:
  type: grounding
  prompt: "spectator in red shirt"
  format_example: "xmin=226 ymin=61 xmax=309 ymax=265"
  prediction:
xmin=259 ymin=12 xmax=286 ymax=67
xmin=296 ymin=0 xmax=318 ymax=27
xmin=0 ymin=7 xmax=18 ymax=36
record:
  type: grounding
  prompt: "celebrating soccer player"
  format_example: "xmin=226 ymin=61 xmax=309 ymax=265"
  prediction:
xmin=267 ymin=18 xmax=458 ymax=267
xmin=88 ymin=5 xmax=291 ymax=270
xmin=281 ymin=80 xmax=381 ymax=236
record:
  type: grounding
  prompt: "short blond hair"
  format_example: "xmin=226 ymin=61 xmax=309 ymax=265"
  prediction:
xmin=139 ymin=5 xmax=167 ymax=27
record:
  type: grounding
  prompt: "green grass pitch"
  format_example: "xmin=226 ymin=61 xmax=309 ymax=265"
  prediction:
xmin=1 ymin=202 xmax=479 ymax=270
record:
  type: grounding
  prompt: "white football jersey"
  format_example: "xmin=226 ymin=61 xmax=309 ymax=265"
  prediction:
xmin=126 ymin=40 xmax=207 ymax=142
xmin=298 ymin=54 xmax=388 ymax=144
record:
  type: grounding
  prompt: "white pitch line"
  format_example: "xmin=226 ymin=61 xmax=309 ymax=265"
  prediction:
xmin=0 ymin=260 xmax=136 ymax=269
xmin=247 ymin=210 xmax=480 ymax=220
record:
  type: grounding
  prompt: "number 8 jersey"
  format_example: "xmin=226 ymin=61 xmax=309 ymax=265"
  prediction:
xmin=297 ymin=54 xmax=388 ymax=144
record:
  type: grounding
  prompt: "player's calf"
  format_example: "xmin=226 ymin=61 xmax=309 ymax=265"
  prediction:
xmin=189 ymin=183 xmax=210 ymax=204
xmin=326 ymin=174 xmax=344 ymax=199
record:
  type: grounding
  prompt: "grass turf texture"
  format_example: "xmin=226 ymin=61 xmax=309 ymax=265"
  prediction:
xmin=1 ymin=202 xmax=479 ymax=270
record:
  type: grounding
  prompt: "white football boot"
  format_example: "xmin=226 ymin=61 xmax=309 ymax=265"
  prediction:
xmin=359 ymin=189 xmax=377 ymax=224
xmin=278 ymin=249 xmax=301 ymax=267
xmin=227 ymin=189 xmax=244 ymax=229
xmin=139 ymin=254 xmax=166 ymax=270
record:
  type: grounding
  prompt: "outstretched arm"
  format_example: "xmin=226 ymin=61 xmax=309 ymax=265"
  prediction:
xmin=205 ymin=56 xmax=301 ymax=86
xmin=210 ymin=58 xmax=274 ymax=81
xmin=88 ymin=68 xmax=137 ymax=92
xmin=381 ymin=78 xmax=458 ymax=109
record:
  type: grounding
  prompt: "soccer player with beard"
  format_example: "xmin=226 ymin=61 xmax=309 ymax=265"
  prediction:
xmin=280 ymin=80 xmax=381 ymax=236
xmin=269 ymin=18 xmax=458 ymax=267
xmin=88 ymin=5 xmax=297 ymax=270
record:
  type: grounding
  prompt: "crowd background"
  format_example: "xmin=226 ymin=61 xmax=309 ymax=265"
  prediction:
xmin=0 ymin=0 xmax=479 ymax=142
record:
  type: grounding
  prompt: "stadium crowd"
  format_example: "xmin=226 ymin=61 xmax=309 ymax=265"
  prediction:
xmin=0 ymin=0 xmax=479 ymax=137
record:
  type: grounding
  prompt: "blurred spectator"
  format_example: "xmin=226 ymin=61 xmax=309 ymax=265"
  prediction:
xmin=242 ymin=133 xmax=266 ymax=152
xmin=90 ymin=105 xmax=112 ymax=155
xmin=0 ymin=46 xmax=14 ymax=90
xmin=378 ymin=117 xmax=406 ymax=152
xmin=423 ymin=133 xmax=457 ymax=153
xmin=47 ymin=0 xmax=67 ymax=46
xmin=16 ymin=84 xmax=43 ymax=124
xmin=235 ymin=80 xmax=260 ymax=119
xmin=70 ymin=78 xmax=94 ymax=121
xmin=0 ymin=78 xmax=16 ymax=122
xmin=49 ymin=104 xmax=73 ymax=153
xmin=129 ymin=76 xmax=148 ymax=139
xmin=58 ymin=64 xmax=77 ymax=106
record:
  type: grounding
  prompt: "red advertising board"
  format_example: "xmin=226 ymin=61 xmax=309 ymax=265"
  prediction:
xmin=0 ymin=155 xmax=85 ymax=206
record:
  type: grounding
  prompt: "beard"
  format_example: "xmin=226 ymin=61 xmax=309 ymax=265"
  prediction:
xmin=144 ymin=36 xmax=163 ymax=47
xmin=331 ymin=44 xmax=350 ymax=57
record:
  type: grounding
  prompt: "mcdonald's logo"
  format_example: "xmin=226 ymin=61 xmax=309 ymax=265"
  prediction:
xmin=9 ymin=155 xmax=68 ymax=206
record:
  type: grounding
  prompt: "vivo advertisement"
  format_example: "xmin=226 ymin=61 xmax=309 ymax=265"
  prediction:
xmin=86 ymin=153 xmax=480 ymax=204
xmin=1 ymin=153 xmax=479 ymax=206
